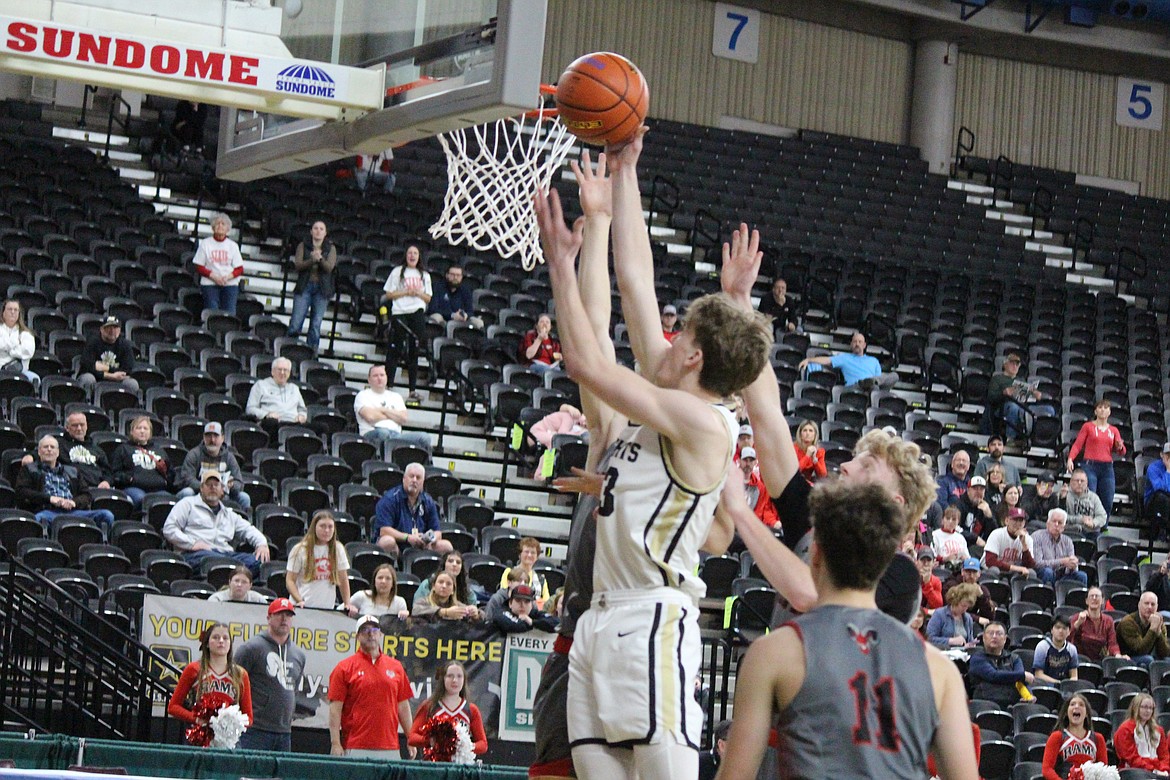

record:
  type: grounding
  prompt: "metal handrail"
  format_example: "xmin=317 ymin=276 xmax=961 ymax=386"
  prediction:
xmin=103 ymin=94 xmax=133 ymax=161
xmin=691 ymin=208 xmax=720 ymax=265
xmin=646 ymin=174 xmax=679 ymax=236
xmin=953 ymin=125 xmax=975 ymax=177
xmin=1071 ymin=217 xmax=1096 ymax=260
xmin=1029 ymin=185 xmax=1052 ymax=236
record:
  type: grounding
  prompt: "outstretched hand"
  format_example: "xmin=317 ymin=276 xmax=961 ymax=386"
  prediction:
xmin=534 ymin=187 xmax=583 ymax=275
xmin=570 ymin=151 xmax=611 ymax=219
xmin=602 ymin=125 xmax=648 ymax=175
xmin=720 ymin=222 xmax=763 ymax=308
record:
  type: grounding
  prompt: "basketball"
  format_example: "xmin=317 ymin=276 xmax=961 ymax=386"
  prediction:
xmin=555 ymin=52 xmax=649 ymax=146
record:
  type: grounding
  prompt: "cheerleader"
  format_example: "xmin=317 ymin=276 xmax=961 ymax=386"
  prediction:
xmin=168 ymin=623 xmax=252 ymax=745
xmin=408 ymin=661 xmax=488 ymax=761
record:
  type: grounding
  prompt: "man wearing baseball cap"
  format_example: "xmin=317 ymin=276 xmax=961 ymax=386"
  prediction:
xmin=982 ymin=507 xmax=1036 ymax=577
xmin=660 ymin=304 xmax=679 ymax=342
xmin=235 ymin=598 xmax=306 ymax=751
xmin=493 ymin=584 xmax=559 ymax=634
xmin=954 ymin=476 xmax=994 ymax=549
xmin=176 ymin=422 xmax=251 ymax=509
xmin=162 ymin=471 xmax=269 ymax=576
xmin=76 ymin=315 xmax=138 ymax=393
xmin=328 ymin=615 xmax=415 ymax=758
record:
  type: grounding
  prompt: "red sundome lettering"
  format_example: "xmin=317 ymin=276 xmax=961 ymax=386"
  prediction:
xmin=227 ymin=55 xmax=258 ymax=85
xmin=6 ymin=22 xmax=36 ymax=53
xmin=185 ymin=50 xmax=225 ymax=81
xmin=112 ymin=38 xmax=144 ymax=69
xmin=42 ymin=26 xmax=74 ymax=58
xmin=76 ymin=33 xmax=111 ymax=64
xmin=150 ymin=44 xmax=180 ymax=74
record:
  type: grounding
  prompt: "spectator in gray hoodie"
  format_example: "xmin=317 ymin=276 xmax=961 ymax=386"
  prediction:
xmin=177 ymin=421 xmax=251 ymax=509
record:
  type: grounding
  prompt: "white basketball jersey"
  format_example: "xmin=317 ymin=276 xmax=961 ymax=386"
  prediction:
xmin=592 ymin=404 xmax=737 ymax=602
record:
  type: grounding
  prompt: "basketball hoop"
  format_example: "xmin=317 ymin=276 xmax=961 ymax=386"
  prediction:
xmin=430 ymin=85 xmax=576 ymax=271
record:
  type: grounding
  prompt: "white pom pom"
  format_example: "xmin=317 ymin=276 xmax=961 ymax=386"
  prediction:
xmin=452 ymin=720 xmax=479 ymax=765
xmin=209 ymin=704 xmax=249 ymax=750
xmin=1079 ymin=763 xmax=1120 ymax=780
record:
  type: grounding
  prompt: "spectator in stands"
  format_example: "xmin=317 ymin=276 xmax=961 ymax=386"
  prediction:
xmin=756 ymin=277 xmax=796 ymax=336
xmin=697 ymin=718 xmax=730 ymax=780
xmin=162 ymin=471 xmax=270 ymax=577
xmin=735 ymin=423 xmax=754 ymax=460
xmin=987 ymin=353 xmax=1054 ymax=442
xmin=994 ymin=484 xmax=1024 ymax=529
xmin=1040 ymin=693 xmax=1108 ymax=779
xmin=519 ymin=313 xmax=561 ymax=375
xmin=925 ymin=582 xmax=978 ymax=649
xmin=354 ymin=149 xmax=394 ymax=194
xmin=955 ymin=475 xmax=995 ymax=549
xmin=660 ymin=304 xmax=679 ymax=342
xmin=193 ymin=213 xmax=245 ymax=315
xmin=1071 ymin=586 xmax=1126 ymax=662
xmin=77 ymin=315 xmax=138 ymax=393
xmin=492 ymin=583 xmax=558 ymax=633
xmin=427 ymin=262 xmax=483 ymax=329
xmin=932 ymin=506 xmax=970 ymax=570
xmin=530 ymin=404 xmax=588 ymax=449
xmin=1144 ymin=443 xmax=1170 ymax=543
xmin=235 ymin=598 xmax=306 ymax=751
xmin=382 ymin=245 xmax=431 ymax=402
xmin=917 ymin=547 xmax=943 ymax=612
xmin=1116 ymin=591 xmax=1170 ymax=668
xmin=1066 ymin=398 xmax=1126 ymax=521
xmin=1032 ymin=615 xmax=1079 ymax=683
xmin=983 ymin=463 xmax=1007 ymax=511
xmin=168 ymin=622 xmax=252 ymax=744
xmin=935 ymin=449 xmax=971 ymax=509
xmin=111 ymin=415 xmax=176 ymax=509
xmin=796 ymin=331 xmax=896 ymax=389
xmin=286 ymin=509 xmax=354 ymax=613
xmin=1031 ymin=508 xmax=1087 ymax=587
xmin=414 ymin=550 xmax=481 ymax=611
xmin=328 ymin=614 xmax=415 ymax=758
xmin=734 ymin=446 xmax=779 ymax=531
xmin=793 ymin=420 xmax=826 ymax=484
xmin=483 ymin=568 xmax=526 ymax=623
xmin=408 ymin=661 xmax=489 ymax=761
xmin=1114 ymin=693 xmax=1170 ymax=773
xmin=208 ymin=565 xmax=268 ymax=603
xmin=171 ymin=100 xmax=208 ymax=150
xmin=1063 ymin=468 xmax=1108 ymax=539
xmin=973 ymin=436 xmax=1020 ymax=485
xmin=0 ymin=298 xmax=37 ymax=387
xmin=1024 ymin=472 xmax=1061 ymax=529
xmin=942 ymin=558 xmax=995 ymax=627
xmin=286 ymin=220 xmax=337 ymax=350
xmin=351 ymin=563 xmax=409 ymax=619
xmin=982 ymin=506 xmax=1035 ymax=576
xmin=412 ymin=571 xmax=480 ymax=623
xmin=499 ymin=537 xmax=551 ymax=606
xmin=352 ymin=364 xmax=432 ymax=454
xmin=16 ymin=435 xmax=115 ymax=530
xmin=245 ymin=357 xmax=307 ymax=437
xmin=968 ymin=621 xmax=1034 ymax=708
xmin=371 ymin=463 xmax=453 ymax=557
xmin=177 ymin=422 xmax=251 ymax=510
xmin=57 ymin=412 xmax=113 ymax=489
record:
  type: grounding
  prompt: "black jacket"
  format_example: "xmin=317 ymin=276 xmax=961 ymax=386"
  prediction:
xmin=15 ymin=461 xmax=92 ymax=510
xmin=58 ymin=433 xmax=113 ymax=487
xmin=78 ymin=334 xmax=136 ymax=379
xmin=110 ymin=440 xmax=173 ymax=492
xmin=492 ymin=606 xmax=559 ymax=634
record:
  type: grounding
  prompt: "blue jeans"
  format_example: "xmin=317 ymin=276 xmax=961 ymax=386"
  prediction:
xmin=529 ymin=361 xmax=556 ymax=375
xmin=1131 ymin=654 xmax=1155 ymax=669
xmin=176 ymin=486 xmax=251 ymax=510
xmin=355 ymin=170 xmax=395 ymax=193
xmin=287 ymin=283 xmax=328 ymax=348
xmin=35 ymin=508 xmax=114 ymax=531
xmin=363 ymin=427 xmax=433 ymax=457
xmin=1079 ymin=460 xmax=1116 ymax=519
xmin=237 ymin=728 xmax=291 ymax=752
xmin=1037 ymin=567 xmax=1088 ymax=587
xmin=201 ymin=284 xmax=240 ymax=315
xmin=182 ymin=548 xmax=261 ymax=577
xmin=1003 ymin=401 xmax=1055 ymax=439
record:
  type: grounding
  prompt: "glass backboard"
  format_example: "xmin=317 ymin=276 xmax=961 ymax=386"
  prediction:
xmin=216 ymin=0 xmax=547 ymax=181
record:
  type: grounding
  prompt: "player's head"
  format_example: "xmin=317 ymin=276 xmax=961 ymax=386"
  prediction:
xmin=840 ymin=430 xmax=936 ymax=533
xmin=667 ymin=293 xmax=771 ymax=397
xmin=808 ymin=480 xmax=903 ymax=592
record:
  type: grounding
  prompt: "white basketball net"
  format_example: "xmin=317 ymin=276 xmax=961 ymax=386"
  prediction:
xmin=430 ymin=107 xmax=576 ymax=271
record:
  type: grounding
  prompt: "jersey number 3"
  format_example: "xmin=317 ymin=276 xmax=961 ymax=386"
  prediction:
xmin=849 ymin=672 xmax=900 ymax=751
xmin=598 ymin=467 xmax=619 ymax=517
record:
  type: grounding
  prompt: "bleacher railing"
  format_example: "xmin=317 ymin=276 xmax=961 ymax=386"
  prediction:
xmin=1029 ymin=185 xmax=1053 ymax=236
xmin=1116 ymin=246 xmax=1148 ymax=299
xmin=690 ymin=208 xmax=721 ymax=265
xmin=1071 ymin=216 xmax=1096 ymax=261
xmin=646 ymin=174 xmax=678 ymax=237
xmin=0 ymin=553 xmax=178 ymax=741
xmin=952 ymin=126 xmax=975 ymax=177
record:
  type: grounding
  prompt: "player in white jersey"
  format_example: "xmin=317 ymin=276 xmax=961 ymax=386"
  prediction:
xmin=535 ymin=129 xmax=773 ymax=780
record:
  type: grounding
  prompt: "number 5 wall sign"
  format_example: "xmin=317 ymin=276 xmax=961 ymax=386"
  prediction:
xmin=1116 ymin=77 xmax=1164 ymax=131
xmin=713 ymin=3 xmax=760 ymax=64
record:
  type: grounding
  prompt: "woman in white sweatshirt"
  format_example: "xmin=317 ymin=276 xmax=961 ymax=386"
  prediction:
xmin=0 ymin=299 xmax=37 ymax=386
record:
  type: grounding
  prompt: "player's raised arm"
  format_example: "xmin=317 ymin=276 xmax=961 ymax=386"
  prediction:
xmin=604 ymin=128 xmax=670 ymax=379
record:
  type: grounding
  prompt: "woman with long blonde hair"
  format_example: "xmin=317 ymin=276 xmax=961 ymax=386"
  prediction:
xmin=286 ymin=509 xmax=353 ymax=613
xmin=1114 ymin=692 xmax=1169 ymax=772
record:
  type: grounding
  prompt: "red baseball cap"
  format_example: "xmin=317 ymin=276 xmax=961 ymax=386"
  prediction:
xmin=268 ymin=597 xmax=296 ymax=616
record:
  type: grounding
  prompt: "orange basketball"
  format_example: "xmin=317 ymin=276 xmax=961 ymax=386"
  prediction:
xmin=555 ymin=52 xmax=649 ymax=146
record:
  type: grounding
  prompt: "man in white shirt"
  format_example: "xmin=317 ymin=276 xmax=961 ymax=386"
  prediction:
xmin=981 ymin=507 xmax=1036 ymax=577
xmin=352 ymin=365 xmax=432 ymax=455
